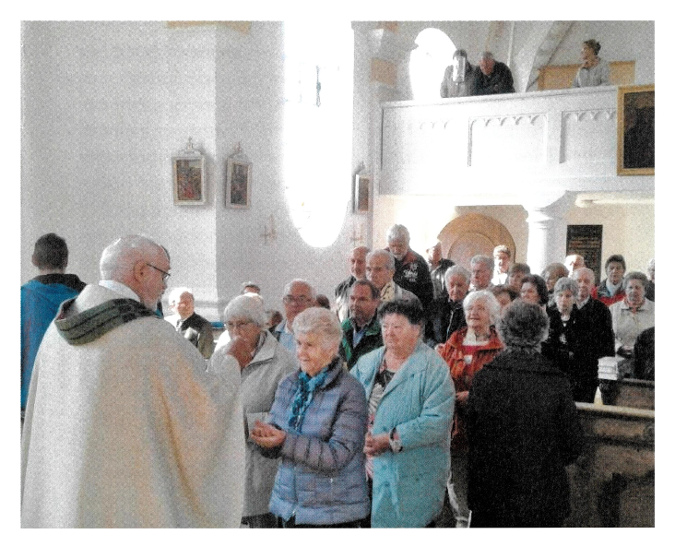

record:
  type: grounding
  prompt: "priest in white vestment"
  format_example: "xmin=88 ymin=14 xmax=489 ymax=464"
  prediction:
xmin=21 ymin=235 xmax=247 ymax=527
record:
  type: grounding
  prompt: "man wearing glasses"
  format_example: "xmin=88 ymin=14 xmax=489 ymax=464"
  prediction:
xmin=273 ymin=279 xmax=316 ymax=354
xmin=21 ymin=235 xmax=249 ymax=527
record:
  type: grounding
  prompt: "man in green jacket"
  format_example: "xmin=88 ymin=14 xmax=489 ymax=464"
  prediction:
xmin=339 ymin=280 xmax=383 ymax=370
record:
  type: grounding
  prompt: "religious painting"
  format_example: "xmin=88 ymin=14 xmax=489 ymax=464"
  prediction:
xmin=173 ymin=138 xmax=205 ymax=205
xmin=354 ymin=173 xmax=371 ymax=213
xmin=617 ymin=84 xmax=654 ymax=176
xmin=226 ymin=158 xmax=251 ymax=208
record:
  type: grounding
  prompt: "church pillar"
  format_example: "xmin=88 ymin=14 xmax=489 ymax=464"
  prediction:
xmin=523 ymin=191 xmax=576 ymax=274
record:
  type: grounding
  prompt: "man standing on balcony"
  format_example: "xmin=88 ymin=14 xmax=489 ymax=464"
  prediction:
xmin=474 ymin=51 xmax=515 ymax=95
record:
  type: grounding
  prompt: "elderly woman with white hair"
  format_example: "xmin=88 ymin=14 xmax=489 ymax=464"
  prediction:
xmin=250 ymin=307 xmax=370 ymax=528
xmin=217 ymin=294 xmax=296 ymax=528
xmin=467 ymin=300 xmax=584 ymax=527
xmin=437 ymin=290 xmax=503 ymax=526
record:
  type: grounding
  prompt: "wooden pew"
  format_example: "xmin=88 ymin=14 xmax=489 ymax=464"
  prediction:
xmin=565 ymin=401 xmax=654 ymax=527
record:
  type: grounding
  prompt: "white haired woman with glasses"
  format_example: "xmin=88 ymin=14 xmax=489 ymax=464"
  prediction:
xmin=437 ymin=290 xmax=503 ymax=527
xmin=217 ymin=294 xmax=296 ymax=528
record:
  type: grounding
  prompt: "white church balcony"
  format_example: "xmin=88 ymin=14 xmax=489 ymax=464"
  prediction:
xmin=378 ymin=86 xmax=654 ymax=207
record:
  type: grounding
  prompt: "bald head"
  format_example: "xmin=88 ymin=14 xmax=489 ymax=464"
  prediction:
xmin=100 ymin=235 xmax=170 ymax=311
xmin=350 ymin=246 xmax=370 ymax=280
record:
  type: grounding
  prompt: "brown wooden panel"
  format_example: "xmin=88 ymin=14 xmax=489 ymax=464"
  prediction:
xmin=538 ymin=61 xmax=635 ymax=90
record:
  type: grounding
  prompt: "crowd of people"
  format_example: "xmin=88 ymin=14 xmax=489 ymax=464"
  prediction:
xmin=440 ymin=39 xmax=610 ymax=99
xmin=20 ymin=227 xmax=655 ymax=528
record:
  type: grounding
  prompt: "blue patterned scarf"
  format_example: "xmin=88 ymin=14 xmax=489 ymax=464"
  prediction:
xmin=288 ymin=366 xmax=330 ymax=431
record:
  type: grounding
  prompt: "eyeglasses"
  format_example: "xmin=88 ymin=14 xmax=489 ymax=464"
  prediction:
xmin=283 ymin=295 xmax=311 ymax=305
xmin=146 ymin=263 xmax=171 ymax=282
xmin=226 ymin=320 xmax=253 ymax=330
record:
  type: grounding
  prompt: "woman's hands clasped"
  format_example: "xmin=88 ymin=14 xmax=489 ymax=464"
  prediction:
xmin=250 ymin=420 xmax=287 ymax=448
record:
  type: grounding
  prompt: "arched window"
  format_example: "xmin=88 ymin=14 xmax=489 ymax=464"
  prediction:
xmin=283 ymin=21 xmax=354 ymax=248
xmin=409 ymin=28 xmax=455 ymax=101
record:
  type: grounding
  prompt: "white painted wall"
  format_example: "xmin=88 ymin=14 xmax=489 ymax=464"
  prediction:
xmin=22 ymin=21 xmax=368 ymax=319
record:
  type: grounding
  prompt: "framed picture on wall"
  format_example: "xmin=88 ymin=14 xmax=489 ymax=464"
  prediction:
xmin=353 ymin=173 xmax=371 ymax=213
xmin=173 ymin=138 xmax=206 ymax=205
xmin=617 ymin=84 xmax=654 ymax=176
xmin=225 ymin=143 xmax=251 ymax=209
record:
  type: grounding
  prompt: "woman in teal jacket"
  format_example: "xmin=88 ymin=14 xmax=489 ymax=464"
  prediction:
xmin=351 ymin=299 xmax=454 ymax=528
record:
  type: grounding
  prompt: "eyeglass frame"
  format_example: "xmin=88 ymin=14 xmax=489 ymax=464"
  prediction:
xmin=225 ymin=320 xmax=254 ymax=330
xmin=283 ymin=295 xmax=312 ymax=305
xmin=145 ymin=263 xmax=171 ymax=282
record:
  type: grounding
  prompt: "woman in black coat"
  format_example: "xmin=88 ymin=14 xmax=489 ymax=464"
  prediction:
xmin=467 ymin=300 xmax=584 ymax=527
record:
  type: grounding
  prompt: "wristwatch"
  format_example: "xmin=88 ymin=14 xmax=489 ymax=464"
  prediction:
xmin=389 ymin=429 xmax=403 ymax=453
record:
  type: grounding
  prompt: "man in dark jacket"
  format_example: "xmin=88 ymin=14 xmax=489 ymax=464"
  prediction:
xmin=167 ymin=287 xmax=214 ymax=359
xmin=21 ymin=233 xmax=86 ymax=413
xmin=474 ymin=51 xmax=515 ymax=95
xmin=385 ymin=224 xmax=434 ymax=312
xmin=339 ymin=280 xmax=383 ymax=369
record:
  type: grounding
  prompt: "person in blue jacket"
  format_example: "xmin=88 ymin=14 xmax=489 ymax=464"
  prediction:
xmin=351 ymin=298 xmax=455 ymax=528
xmin=21 ymin=233 xmax=86 ymax=414
xmin=250 ymin=307 xmax=370 ymax=528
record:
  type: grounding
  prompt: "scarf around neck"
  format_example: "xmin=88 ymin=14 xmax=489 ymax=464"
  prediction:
xmin=288 ymin=364 xmax=331 ymax=431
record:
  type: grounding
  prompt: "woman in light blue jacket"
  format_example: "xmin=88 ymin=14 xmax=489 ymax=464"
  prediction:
xmin=351 ymin=299 xmax=455 ymax=528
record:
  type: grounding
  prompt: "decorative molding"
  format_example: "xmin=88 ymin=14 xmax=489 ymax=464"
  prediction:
xmin=562 ymin=109 xmax=616 ymax=123
xmin=470 ymin=113 xmax=545 ymax=129
xmin=166 ymin=21 xmax=252 ymax=34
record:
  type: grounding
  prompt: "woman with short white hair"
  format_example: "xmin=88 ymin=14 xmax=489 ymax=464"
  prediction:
xmin=250 ymin=307 xmax=370 ymax=528
xmin=437 ymin=290 xmax=503 ymax=527
xmin=218 ymin=294 xmax=296 ymax=528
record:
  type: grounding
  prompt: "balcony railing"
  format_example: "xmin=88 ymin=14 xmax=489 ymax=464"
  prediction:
xmin=379 ymin=86 xmax=653 ymax=202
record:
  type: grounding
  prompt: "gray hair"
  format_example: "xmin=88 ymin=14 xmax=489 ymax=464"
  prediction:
xmin=463 ymin=290 xmax=502 ymax=326
xmin=493 ymin=245 xmax=511 ymax=258
xmin=282 ymin=278 xmax=317 ymax=300
xmin=444 ymin=264 xmax=471 ymax=286
xmin=223 ymin=294 xmax=266 ymax=328
xmin=622 ymin=271 xmax=649 ymax=290
xmin=553 ymin=277 xmax=579 ymax=298
xmin=571 ymin=267 xmax=595 ymax=284
xmin=367 ymin=249 xmax=396 ymax=271
xmin=471 ymin=254 xmax=494 ymax=272
xmin=480 ymin=51 xmax=495 ymax=61
xmin=240 ymin=281 xmax=260 ymax=293
xmin=292 ymin=307 xmax=343 ymax=351
xmin=99 ymin=235 xmax=166 ymax=281
xmin=386 ymin=224 xmax=410 ymax=244
xmin=168 ymin=287 xmax=193 ymax=306
xmin=498 ymin=300 xmax=549 ymax=350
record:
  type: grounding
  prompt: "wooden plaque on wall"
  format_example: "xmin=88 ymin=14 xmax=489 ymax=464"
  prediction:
xmin=566 ymin=225 xmax=603 ymax=281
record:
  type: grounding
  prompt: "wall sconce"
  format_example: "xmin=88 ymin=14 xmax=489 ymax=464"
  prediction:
xmin=261 ymin=214 xmax=277 ymax=244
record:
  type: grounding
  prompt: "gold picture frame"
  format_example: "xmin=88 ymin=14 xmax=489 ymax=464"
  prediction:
xmin=225 ymin=144 xmax=251 ymax=209
xmin=617 ymin=84 xmax=654 ymax=176
xmin=172 ymin=138 xmax=206 ymax=205
xmin=354 ymin=173 xmax=371 ymax=213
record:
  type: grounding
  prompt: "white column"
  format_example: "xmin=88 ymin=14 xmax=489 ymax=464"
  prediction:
xmin=523 ymin=191 xmax=576 ymax=274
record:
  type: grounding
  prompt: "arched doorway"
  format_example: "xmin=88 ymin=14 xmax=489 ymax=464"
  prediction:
xmin=437 ymin=213 xmax=516 ymax=268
